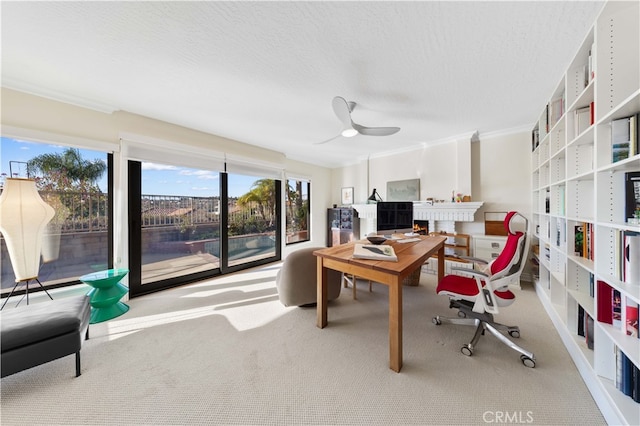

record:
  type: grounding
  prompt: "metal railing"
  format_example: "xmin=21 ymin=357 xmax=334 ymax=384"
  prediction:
xmin=37 ymin=191 xmax=275 ymax=233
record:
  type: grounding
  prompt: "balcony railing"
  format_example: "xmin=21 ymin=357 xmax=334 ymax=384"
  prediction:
xmin=35 ymin=191 xmax=274 ymax=234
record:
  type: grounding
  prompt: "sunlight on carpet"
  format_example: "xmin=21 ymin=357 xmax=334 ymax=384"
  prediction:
xmin=0 ymin=264 xmax=606 ymax=425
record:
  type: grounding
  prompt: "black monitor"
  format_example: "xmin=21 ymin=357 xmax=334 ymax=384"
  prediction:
xmin=376 ymin=201 xmax=414 ymax=235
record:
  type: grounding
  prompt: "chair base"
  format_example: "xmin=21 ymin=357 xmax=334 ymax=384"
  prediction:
xmin=343 ymin=274 xmax=372 ymax=300
xmin=433 ymin=299 xmax=536 ymax=368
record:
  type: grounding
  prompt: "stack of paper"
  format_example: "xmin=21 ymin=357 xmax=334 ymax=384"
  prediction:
xmin=353 ymin=244 xmax=398 ymax=262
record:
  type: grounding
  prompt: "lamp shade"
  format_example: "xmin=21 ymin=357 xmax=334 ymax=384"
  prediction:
xmin=368 ymin=188 xmax=382 ymax=203
xmin=0 ymin=178 xmax=55 ymax=282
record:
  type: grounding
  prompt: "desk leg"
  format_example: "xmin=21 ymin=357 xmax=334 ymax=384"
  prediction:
xmin=389 ymin=277 xmax=403 ymax=372
xmin=437 ymin=245 xmax=445 ymax=283
xmin=317 ymin=257 xmax=328 ymax=328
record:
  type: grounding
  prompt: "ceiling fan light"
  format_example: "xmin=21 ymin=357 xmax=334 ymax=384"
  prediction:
xmin=341 ymin=128 xmax=358 ymax=138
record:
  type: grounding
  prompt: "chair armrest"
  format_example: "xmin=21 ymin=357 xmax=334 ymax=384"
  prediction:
xmin=450 ymin=267 xmax=488 ymax=278
xmin=458 ymin=256 xmax=489 ymax=264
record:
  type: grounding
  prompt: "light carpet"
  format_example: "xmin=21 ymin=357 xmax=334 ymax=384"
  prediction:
xmin=0 ymin=265 xmax=605 ymax=425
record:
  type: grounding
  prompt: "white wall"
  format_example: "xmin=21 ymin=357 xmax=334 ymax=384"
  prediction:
xmin=464 ymin=130 xmax=531 ymax=235
xmin=331 ymin=130 xmax=532 ymax=237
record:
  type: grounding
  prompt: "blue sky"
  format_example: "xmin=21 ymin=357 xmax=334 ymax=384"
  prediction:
xmin=1 ymin=137 xmax=260 ymax=197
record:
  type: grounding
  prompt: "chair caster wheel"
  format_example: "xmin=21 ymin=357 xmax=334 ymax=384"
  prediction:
xmin=457 ymin=311 xmax=466 ymax=318
xmin=520 ymin=355 xmax=535 ymax=368
xmin=461 ymin=345 xmax=473 ymax=356
xmin=432 ymin=317 xmax=441 ymax=325
xmin=509 ymin=330 xmax=520 ymax=338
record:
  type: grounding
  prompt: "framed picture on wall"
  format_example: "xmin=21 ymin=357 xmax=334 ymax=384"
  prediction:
xmin=341 ymin=187 xmax=354 ymax=205
xmin=386 ymin=179 xmax=420 ymax=201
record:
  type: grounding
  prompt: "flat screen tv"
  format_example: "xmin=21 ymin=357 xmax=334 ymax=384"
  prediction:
xmin=376 ymin=201 xmax=414 ymax=235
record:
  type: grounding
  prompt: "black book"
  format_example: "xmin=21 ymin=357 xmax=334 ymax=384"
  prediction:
xmin=585 ymin=313 xmax=594 ymax=350
xmin=625 ymin=171 xmax=640 ymax=221
xmin=633 ymin=363 xmax=640 ymax=403
xmin=577 ymin=305 xmax=585 ymax=337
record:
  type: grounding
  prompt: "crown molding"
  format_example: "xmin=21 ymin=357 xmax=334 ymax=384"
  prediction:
xmin=2 ymin=80 xmax=118 ymax=114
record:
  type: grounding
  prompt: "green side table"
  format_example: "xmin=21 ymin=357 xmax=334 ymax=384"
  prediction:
xmin=80 ymin=268 xmax=130 ymax=324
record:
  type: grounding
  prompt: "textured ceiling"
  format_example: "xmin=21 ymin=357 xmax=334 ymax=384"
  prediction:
xmin=1 ymin=1 xmax=604 ymax=168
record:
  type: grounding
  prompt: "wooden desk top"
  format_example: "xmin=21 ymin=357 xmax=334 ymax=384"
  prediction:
xmin=313 ymin=235 xmax=447 ymax=277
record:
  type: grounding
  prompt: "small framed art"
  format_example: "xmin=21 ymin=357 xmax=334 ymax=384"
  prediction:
xmin=341 ymin=187 xmax=354 ymax=205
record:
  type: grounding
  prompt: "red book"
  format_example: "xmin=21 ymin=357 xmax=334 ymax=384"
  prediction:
xmin=597 ymin=280 xmax=613 ymax=324
xmin=625 ymin=299 xmax=639 ymax=338
xmin=590 ymin=102 xmax=595 ymax=125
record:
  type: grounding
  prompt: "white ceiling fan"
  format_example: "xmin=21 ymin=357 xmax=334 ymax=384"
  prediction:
xmin=315 ymin=96 xmax=400 ymax=144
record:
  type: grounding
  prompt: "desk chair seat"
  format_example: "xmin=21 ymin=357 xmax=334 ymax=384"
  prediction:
xmin=432 ymin=212 xmax=535 ymax=368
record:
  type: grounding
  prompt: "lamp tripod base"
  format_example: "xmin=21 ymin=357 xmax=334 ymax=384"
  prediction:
xmin=0 ymin=278 xmax=53 ymax=310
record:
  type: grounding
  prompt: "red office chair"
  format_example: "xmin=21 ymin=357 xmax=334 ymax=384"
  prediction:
xmin=432 ymin=211 xmax=535 ymax=367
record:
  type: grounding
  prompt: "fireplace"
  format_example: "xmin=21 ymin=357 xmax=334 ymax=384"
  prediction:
xmin=413 ymin=220 xmax=429 ymax=235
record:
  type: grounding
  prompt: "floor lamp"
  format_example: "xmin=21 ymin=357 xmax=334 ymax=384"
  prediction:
xmin=0 ymin=174 xmax=55 ymax=309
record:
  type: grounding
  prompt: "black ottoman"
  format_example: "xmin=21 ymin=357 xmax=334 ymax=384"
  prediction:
xmin=1 ymin=295 xmax=91 ymax=378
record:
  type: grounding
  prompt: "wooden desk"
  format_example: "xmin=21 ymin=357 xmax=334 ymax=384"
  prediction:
xmin=314 ymin=235 xmax=446 ymax=372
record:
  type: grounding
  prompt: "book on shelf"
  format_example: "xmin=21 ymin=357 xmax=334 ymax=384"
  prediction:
xmin=352 ymin=243 xmax=398 ymax=262
xmin=554 ymin=218 xmax=565 ymax=247
xmin=577 ymin=305 xmax=586 ymax=337
xmin=615 ymin=348 xmax=640 ymax=401
xmin=545 ymin=188 xmax=550 ymax=213
xmin=613 ymin=289 xmax=622 ymax=330
xmin=597 ymin=280 xmax=613 ymax=325
xmin=624 ymin=297 xmax=639 ymax=338
xmin=611 ymin=114 xmax=640 ymax=163
xmin=574 ymin=222 xmax=594 ymax=260
xmin=588 ymin=42 xmax=595 ymax=82
xmin=615 ymin=348 xmax=631 ymax=397
xmin=574 ymin=225 xmax=584 ymax=256
xmin=631 ymin=114 xmax=638 ymax=157
xmin=634 ymin=364 xmax=640 ymax=403
xmin=581 ymin=64 xmax=589 ymax=89
xmin=548 ymin=95 xmax=564 ymax=129
xmin=574 ymin=106 xmax=591 ymax=138
xmin=585 ymin=311 xmax=594 ymax=350
xmin=625 ymin=171 xmax=640 ymax=222
xmin=623 ymin=230 xmax=640 ymax=285
xmin=531 ymin=125 xmax=540 ymax=152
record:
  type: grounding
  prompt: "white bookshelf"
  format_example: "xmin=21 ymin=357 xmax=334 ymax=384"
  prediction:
xmin=530 ymin=2 xmax=640 ymax=424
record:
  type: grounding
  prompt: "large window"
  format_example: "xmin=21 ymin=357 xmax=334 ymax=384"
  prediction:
xmin=226 ymin=174 xmax=279 ymax=267
xmin=285 ymin=178 xmax=310 ymax=244
xmin=1 ymin=134 xmax=300 ymax=300
xmin=128 ymin=159 xmax=282 ymax=297
xmin=138 ymin=161 xmax=221 ymax=285
xmin=0 ymin=137 xmax=111 ymax=299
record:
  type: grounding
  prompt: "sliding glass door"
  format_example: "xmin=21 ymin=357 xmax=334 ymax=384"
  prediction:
xmin=128 ymin=161 xmax=281 ymax=297
xmin=225 ymin=173 xmax=279 ymax=269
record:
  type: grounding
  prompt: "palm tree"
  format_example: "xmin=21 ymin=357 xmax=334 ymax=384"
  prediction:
xmin=286 ymin=180 xmax=307 ymax=232
xmin=237 ymin=179 xmax=276 ymax=226
xmin=27 ymin=148 xmax=106 ymax=192
xmin=26 ymin=148 xmax=108 ymax=239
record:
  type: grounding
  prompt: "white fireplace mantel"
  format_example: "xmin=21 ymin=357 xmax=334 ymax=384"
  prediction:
xmin=351 ymin=202 xmax=483 ymax=222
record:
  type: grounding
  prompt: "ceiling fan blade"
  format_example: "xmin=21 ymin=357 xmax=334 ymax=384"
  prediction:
xmin=313 ymin=134 xmax=343 ymax=145
xmin=332 ymin=96 xmax=354 ymax=128
xmin=353 ymin=123 xmax=400 ymax=136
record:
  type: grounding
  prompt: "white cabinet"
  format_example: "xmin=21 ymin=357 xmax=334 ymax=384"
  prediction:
xmin=472 ymin=235 xmax=507 ymax=261
xmin=531 ymin=2 xmax=640 ymax=424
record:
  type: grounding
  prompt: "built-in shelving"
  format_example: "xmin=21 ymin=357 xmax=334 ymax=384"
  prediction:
xmin=530 ymin=2 xmax=640 ymax=424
